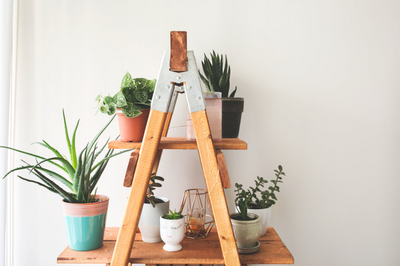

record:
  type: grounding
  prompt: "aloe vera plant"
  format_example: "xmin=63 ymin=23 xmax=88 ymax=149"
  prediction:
xmin=1 ymin=110 xmax=131 ymax=203
xmin=199 ymin=51 xmax=237 ymax=98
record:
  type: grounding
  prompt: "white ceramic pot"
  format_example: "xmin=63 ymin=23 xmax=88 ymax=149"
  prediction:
xmin=160 ymin=216 xmax=185 ymax=252
xmin=230 ymin=213 xmax=262 ymax=254
xmin=247 ymin=207 xmax=271 ymax=236
xmin=139 ymin=197 xmax=169 ymax=243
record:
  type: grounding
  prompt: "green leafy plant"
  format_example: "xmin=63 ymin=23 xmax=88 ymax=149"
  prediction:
xmin=1 ymin=110 xmax=131 ymax=203
xmin=145 ymin=174 xmax=165 ymax=207
xmin=162 ymin=209 xmax=184 ymax=220
xmin=96 ymin=72 xmax=156 ymax=118
xmin=234 ymin=183 xmax=253 ymax=221
xmin=235 ymin=165 xmax=285 ymax=220
xmin=248 ymin=165 xmax=285 ymax=209
xmin=199 ymin=50 xmax=237 ymax=97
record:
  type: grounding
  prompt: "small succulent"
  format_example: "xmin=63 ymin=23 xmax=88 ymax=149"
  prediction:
xmin=145 ymin=174 xmax=165 ymax=207
xmin=162 ymin=209 xmax=184 ymax=220
xmin=199 ymin=51 xmax=237 ymax=98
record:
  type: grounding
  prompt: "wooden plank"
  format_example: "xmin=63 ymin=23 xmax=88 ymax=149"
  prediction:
xmin=215 ymin=150 xmax=231 ymax=189
xmin=190 ymin=110 xmax=241 ymax=266
xmin=111 ymin=109 xmax=167 ymax=266
xmin=124 ymin=150 xmax=140 ymax=187
xmin=170 ymin=31 xmax=187 ymax=72
xmin=108 ymin=138 xmax=247 ymax=150
xmin=151 ymin=112 xmax=173 ymax=175
xmin=57 ymin=229 xmax=294 ymax=265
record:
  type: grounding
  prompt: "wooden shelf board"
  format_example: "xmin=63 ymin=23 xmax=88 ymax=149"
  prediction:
xmin=57 ymin=227 xmax=294 ymax=265
xmin=108 ymin=137 xmax=247 ymax=150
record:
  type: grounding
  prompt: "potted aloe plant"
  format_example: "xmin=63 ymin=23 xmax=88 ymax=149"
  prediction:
xmin=139 ymin=175 xmax=170 ymax=243
xmin=96 ymin=72 xmax=156 ymax=142
xmin=246 ymin=165 xmax=286 ymax=236
xmin=199 ymin=51 xmax=244 ymax=138
xmin=1 ymin=110 xmax=131 ymax=251
xmin=160 ymin=209 xmax=185 ymax=251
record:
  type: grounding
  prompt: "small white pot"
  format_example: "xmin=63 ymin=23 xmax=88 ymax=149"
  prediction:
xmin=160 ymin=216 xmax=185 ymax=252
xmin=139 ymin=197 xmax=169 ymax=243
xmin=247 ymin=207 xmax=271 ymax=236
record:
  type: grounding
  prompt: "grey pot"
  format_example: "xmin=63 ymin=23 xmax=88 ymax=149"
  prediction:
xmin=230 ymin=213 xmax=262 ymax=254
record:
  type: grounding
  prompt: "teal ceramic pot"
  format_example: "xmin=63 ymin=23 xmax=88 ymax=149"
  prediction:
xmin=62 ymin=195 xmax=109 ymax=251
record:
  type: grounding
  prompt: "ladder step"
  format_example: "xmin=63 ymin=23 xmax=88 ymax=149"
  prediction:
xmin=123 ymin=150 xmax=140 ymax=187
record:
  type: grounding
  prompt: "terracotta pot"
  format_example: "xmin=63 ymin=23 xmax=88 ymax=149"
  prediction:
xmin=116 ymin=108 xmax=150 ymax=142
xmin=62 ymin=195 xmax=109 ymax=251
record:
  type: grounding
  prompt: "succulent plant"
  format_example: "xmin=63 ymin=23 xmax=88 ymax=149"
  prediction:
xmin=199 ymin=51 xmax=237 ymax=98
xmin=1 ymin=110 xmax=131 ymax=203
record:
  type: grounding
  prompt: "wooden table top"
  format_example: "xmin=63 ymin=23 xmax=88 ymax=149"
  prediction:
xmin=57 ymin=227 xmax=294 ymax=265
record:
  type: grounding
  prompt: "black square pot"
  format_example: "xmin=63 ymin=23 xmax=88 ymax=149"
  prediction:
xmin=222 ymin=97 xmax=244 ymax=138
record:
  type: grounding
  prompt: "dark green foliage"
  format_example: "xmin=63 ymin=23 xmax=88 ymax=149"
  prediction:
xmin=145 ymin=174 xmax=165 ymax=207
xmin=235 ymin=165 xmax=286 ymax=220
xmin=199 ymin=51 xmax=237 ymax=97
xmin=162 ymin=209 xmax=183 ymax=220
xmin=96 ymin=72 xmax=156 ymax=118
xmin=1 ymin=110 xmax=132 ymax=203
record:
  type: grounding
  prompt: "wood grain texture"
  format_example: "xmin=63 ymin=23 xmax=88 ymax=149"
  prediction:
xmin=215 ymin=150 xmax=231 ymax=189
xmin=151 ymin=112 xmax=173 ymax=175
xmin=108 ymin=138 xmax=247 ymax=150
xmin=190 ymin=110 xmax=241 ymax=266
xmin=170 ymin=31 xmax=187 ymax=72
xmin=111 ymin=109 xmax=167 ymax=266
xmin=58 ymin=228 xmax=294 ymax=265
xmin=124 ymin=150 xmax=140 ymax=187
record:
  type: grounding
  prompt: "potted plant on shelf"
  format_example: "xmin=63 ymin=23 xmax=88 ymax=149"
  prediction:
xmin=95 ymin=71 xmax=156 ymax=142
xmin=1 ymin=110 xmax=131 ymax=251
xmin=247 ymin=165 xmax=286 ymax=236
xmin=160 ymin=209 xmax=185 ymax=252
xmin=139 ymin=174 xmax=170 ymax=243
xmin=199 ymin=51 xmax=244 ymax=138
xmin=231 ymin=182 xmax=262 ymax=254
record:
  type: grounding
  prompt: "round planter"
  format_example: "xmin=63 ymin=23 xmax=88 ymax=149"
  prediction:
xmin=222 ymin=97 xmax=244 ymax=138
xmin=62 ymin=195 xmax=109 ymax=251
xmin=139 ymin=197 xmax=169 ymax=243
xmin=230 ymin=213 xmax=262 ymax=254
xmin=116 ymin=108 xmax=150 ymax=142
xmin=160 ymin=216 xmax=185 ymax=252
xmin=247 ymin=207 xmax=272 ymax=236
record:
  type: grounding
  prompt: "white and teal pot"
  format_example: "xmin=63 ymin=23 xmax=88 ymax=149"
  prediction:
xmin=247 ymin=207 xmax=272 ymax=236
xmin=139 ymin=197 xmax=169 ymax=243
xmin=230 ymin=213 xmax=262 ymax=254
xmin=62 ymin=195 xmax=109 ymax=251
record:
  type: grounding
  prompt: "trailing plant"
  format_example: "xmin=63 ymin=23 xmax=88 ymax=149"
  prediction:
xmin=1 ymin=110 xmax=131 ymax=203
xmin=162 ymin=209 xmax=184 ymax=220
xmin=235 ymin=165 xmax=285 ymax=220
xmin=145 ymin=174 xmax=165 ymax=207
xmin=199 ymin=51 xmax=237 ymax=98
xmin=96 ymin=72 xmax=156 ymax=118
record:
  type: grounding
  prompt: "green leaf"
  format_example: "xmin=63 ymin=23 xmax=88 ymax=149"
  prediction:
xmin=121 ymin=72 xmax=133 ymax=88
xmin=113 ymin=91 xmax=127 ymax=107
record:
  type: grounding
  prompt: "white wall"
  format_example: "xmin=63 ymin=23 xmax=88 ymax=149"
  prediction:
xmin=11 ymin=0 xmax=400 ymax=265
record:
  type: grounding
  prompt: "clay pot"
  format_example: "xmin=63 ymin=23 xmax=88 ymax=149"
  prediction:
xmin=116 ymin=108 xmax=150 ymax=142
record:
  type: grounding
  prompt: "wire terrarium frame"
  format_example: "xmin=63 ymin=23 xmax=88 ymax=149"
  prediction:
xmin=179 ymin=189 xmax=215 ymax=239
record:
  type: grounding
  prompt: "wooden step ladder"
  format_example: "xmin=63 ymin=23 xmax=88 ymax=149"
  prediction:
xmin=110 ymin=31 xmax=241 ymax=266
